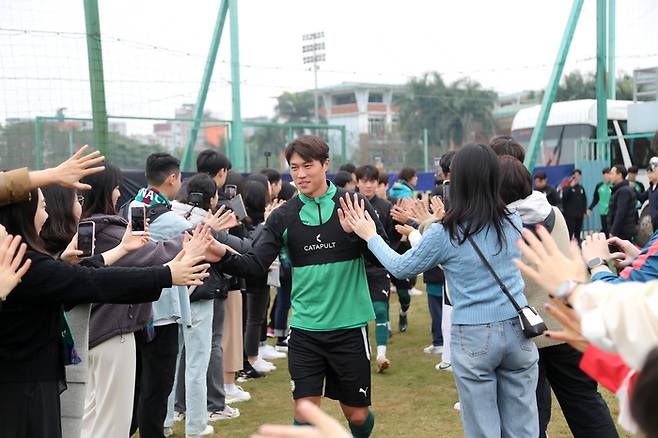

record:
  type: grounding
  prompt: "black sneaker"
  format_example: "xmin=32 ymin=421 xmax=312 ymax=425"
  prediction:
xmin=399 ymin=312 xmax=408 ymax=333
xmin=240 ymin=363 xmax=264 ymax=380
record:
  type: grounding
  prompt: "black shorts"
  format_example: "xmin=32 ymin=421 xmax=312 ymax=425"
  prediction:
xmin=288 ymin=326 xmax=372 ymax=407
xmin=367 ymin=272 xmax=391 ymax=303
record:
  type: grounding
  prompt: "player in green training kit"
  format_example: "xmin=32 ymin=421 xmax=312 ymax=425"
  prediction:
xmin=216 ymin=136 xmax=388 ymax=437
xmin=355 ymin=164 xmax=402 ymax=372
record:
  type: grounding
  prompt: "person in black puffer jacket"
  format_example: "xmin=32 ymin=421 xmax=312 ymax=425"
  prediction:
xmin=607 ymin=165 xmax=638 ymax=241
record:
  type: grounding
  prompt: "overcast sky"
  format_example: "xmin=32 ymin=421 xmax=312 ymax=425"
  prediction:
xmin=1 ymin=0 xmax=657 ymax=129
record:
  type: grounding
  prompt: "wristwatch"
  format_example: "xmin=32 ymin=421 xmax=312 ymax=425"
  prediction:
xmin=586 ymin=257 xmax=606 ymax=270
xmin=553 ymin=280 xmax=582 ymax=301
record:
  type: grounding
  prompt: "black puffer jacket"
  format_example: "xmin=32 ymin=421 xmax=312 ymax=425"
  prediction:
xmin=607 ymin=181 xmax=638 ymax=240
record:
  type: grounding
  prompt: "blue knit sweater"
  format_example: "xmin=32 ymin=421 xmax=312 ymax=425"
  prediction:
xmin=367 ymin=214 xmax=527 ymax=324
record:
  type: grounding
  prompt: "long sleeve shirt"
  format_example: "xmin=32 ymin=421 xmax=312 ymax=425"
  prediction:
xmin=366 ymin=215 xmax=527 ymax=325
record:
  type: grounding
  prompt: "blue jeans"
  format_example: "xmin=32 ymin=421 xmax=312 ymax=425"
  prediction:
xmin=426 ymin=293 xmax=443 ymax=347
xmin=451 ymin=318 xmax=539 ymax=438
xmin=165 ymin=300 xmax=214 ymax=434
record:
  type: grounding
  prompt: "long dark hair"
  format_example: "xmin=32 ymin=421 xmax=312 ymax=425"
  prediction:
xmin=442 ymin=143 xmax=509 ymax=248
xmin=0 ymin=188 xmax=48 ymax=254
xmin=40 ymin=185 xmax=77 ymax=254
xmin=81 ymin=163 xmax=123 ymax=218
xmin=242 ymin=179 xmax=268 ymax=225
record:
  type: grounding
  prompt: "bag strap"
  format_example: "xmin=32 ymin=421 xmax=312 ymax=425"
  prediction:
xmin=466 ymin=236 xmax=522 ymax=312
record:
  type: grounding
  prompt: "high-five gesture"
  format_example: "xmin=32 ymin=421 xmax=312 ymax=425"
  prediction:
xmin=204 ymin=205 xmax=239 ymax=233
xmin=513 ymin=226 xmax=587 ymax=296
xmin=0 ymin=235 xmax=32 ymax=301
xmin=338 ymin=193 xmax=377 ymax=241
xmin=31 ymin=145 xmax=106 ymax=191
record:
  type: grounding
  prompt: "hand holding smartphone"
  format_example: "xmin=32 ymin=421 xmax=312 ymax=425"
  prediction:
xmin=77 ymin=221 xmax=95 ymax=258
xmin=131 ymin=206 xmax=146 ymax=236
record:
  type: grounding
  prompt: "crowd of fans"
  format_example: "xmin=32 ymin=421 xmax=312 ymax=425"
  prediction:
xmin=1 ymin=135 xmax=658 ymax=438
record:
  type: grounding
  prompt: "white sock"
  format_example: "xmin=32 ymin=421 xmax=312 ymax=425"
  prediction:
xmin=377 ymin=345 xmax=387 ymax=358
xmin=225 ymin=383 xmax=237 ymax=392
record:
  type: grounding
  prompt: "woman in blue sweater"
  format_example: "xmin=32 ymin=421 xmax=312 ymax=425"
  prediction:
xmin=340 ymin=144 xmax=539 ymax=438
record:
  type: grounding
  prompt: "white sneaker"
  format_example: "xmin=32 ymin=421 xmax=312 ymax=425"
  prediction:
xmin=423 ymin=345 xmax=444 ymax=355
xmin=436 ymin=361 xmax=452 ymax=372
xmin=453 ymin=402 xmax=461 ymax=412
xmin=259 ymin=344 xmax=287 ymax=360
xmin=252 ymin=357 xmax=276 ymax=373
xmin=409 ymin=287 xmax=423 ymax=296
xmin=208 ymin=405 xmax=240 ymax=421
xmin=186 ymin=424 xmax=214 ymax=438
xmin=225 ymin=385 xmax=251 ymax=404
xmin=164 ymin=427 xmax=173 ymax=437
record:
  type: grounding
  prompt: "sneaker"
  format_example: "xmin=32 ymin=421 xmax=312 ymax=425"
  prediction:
xmin=259 ymin=344 xmax=287 ymax=360
xmin=453 ymin=402 xmax=461 ymax=412
xmin=186 ymin=424 xmax=214 ymax=438
xmin=409 ymin=287 xmax=423 ymax=296
xmin=275 ymin=340 xmax=288 ymax=353
xmin=164 ymin=427 xmax=173 ymax=437
xmin=376 ymin=356 xmax=390 ymax=373
xmin=252 ymin=357 xmax=276 ymax=373
xmin=423 ymin=345 xmax=443 ymax=355
xmin=225 ymin=385 xmax=252 ymax=404
xmin=436 ymin=361 xmax=452 ymax=372
xmin=399 ymin=312 xmax=408 ymax=333
xmin=208 ymin=405 xmax=240 ymax=421
xmin=238 ymin=366 xmax=264 ymax=380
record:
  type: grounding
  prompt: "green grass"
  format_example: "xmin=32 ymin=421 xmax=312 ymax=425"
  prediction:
xmin=169 ymin=290 xmax=633 ymax=438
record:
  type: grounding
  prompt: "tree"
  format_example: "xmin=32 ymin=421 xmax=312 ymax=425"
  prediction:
xmin=396 ymin=72 xmax=497 ymax=150
xmin=555 ymin=70 xmax=634 ymax=102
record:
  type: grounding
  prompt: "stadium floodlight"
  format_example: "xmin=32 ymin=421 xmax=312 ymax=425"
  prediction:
xmin=301 ymin=32 xmax=325 ymax=125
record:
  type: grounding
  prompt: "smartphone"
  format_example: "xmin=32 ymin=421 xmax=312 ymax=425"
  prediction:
xmin=229 ymin=194 xmax=247 ymax=220
xmin=130 ymin=206 xmax=146 ymax=235
xmin=608 ymin=243 xmax=620 ymax=253
xmin=188 ymin=192 xmax=204 ymax=207
xmin=225 ymin=184 xmax=237 ymax=199
xmin=77 ymin=221 xmax=95 ymax=258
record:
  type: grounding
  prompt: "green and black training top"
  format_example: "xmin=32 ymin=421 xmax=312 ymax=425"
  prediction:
xmin=218 ymin=181 xmax=387 ymax=331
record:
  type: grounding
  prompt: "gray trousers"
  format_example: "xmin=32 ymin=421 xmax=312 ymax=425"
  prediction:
xmin=175 ymin=298 xmax=227 ymax=412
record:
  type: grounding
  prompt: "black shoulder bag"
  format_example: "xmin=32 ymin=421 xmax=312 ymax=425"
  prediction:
xmin=467 ymin=236 xmax=547 ymax=338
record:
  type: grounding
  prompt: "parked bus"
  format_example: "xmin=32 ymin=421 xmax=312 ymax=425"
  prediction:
xmin=511 ymin=99 xmax=655 ymax=244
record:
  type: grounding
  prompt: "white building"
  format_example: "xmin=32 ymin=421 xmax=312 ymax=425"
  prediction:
xmin=316 ymin=82 xmax=404 ymax=156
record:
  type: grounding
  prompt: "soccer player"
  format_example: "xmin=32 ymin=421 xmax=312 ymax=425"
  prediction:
xmin=355 ymin=164 xmax=400 ymax=373
xmin=216 ymin=136 xmax=387 ymax=438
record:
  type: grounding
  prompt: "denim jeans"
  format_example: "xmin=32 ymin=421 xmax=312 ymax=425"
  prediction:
xmin=165 ymin=300 xmax=214 ymax=435
xmin=451 ymin=317 xmax=539 ymax=438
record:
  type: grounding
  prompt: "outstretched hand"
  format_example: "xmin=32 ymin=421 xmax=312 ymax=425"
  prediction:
xmin=165 ymin=250 xmax=210 ymax=286
xmin=49 ymin=145 xmax=105 ymax=190
xmin=252 ymin=400 xmax=352 ymax=438
xmin=513 ymin=226 xmax=587 ymax=296
xmin=544 ymin=299 xmax=590 ymax=352
xmin=0 ymin=235 xmax=32 ymax=301
xmin=205 ymin=205 xmax=240 ymax=233
xmin=338 ymin=193 xmax=377 ymax=241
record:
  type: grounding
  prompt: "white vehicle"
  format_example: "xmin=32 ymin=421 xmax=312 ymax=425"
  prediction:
xmin=512 ymin=99 xmax=655 ymax=243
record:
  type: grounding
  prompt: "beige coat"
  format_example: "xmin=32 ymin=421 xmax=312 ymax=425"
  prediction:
xmin=523 ymin=207 xmax=572 ymax=349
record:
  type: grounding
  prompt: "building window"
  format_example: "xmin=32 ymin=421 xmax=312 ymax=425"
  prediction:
xmin=368 ymin=117 xmax=386 ymax=137
xmin=333 ymin=93 xmax=356 ymax=106
xmin=368 ymin=93 xmax=384 ymax=103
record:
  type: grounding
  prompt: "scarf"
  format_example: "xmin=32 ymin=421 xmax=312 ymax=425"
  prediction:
xmin=135 ymin=187 xmax=171 ymax=209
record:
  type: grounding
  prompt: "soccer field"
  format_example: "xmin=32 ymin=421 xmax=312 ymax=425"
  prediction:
xmin=167 ymin=290 xmax=632 ymax=438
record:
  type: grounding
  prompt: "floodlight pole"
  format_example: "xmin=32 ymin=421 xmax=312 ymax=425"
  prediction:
xmin=83 ymin=0 xmax=109 ymax=158
xmin=181 ymin=0 xmax=229 ymax=171
xmin=524 ymin=0 xmax=584 ymax=172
